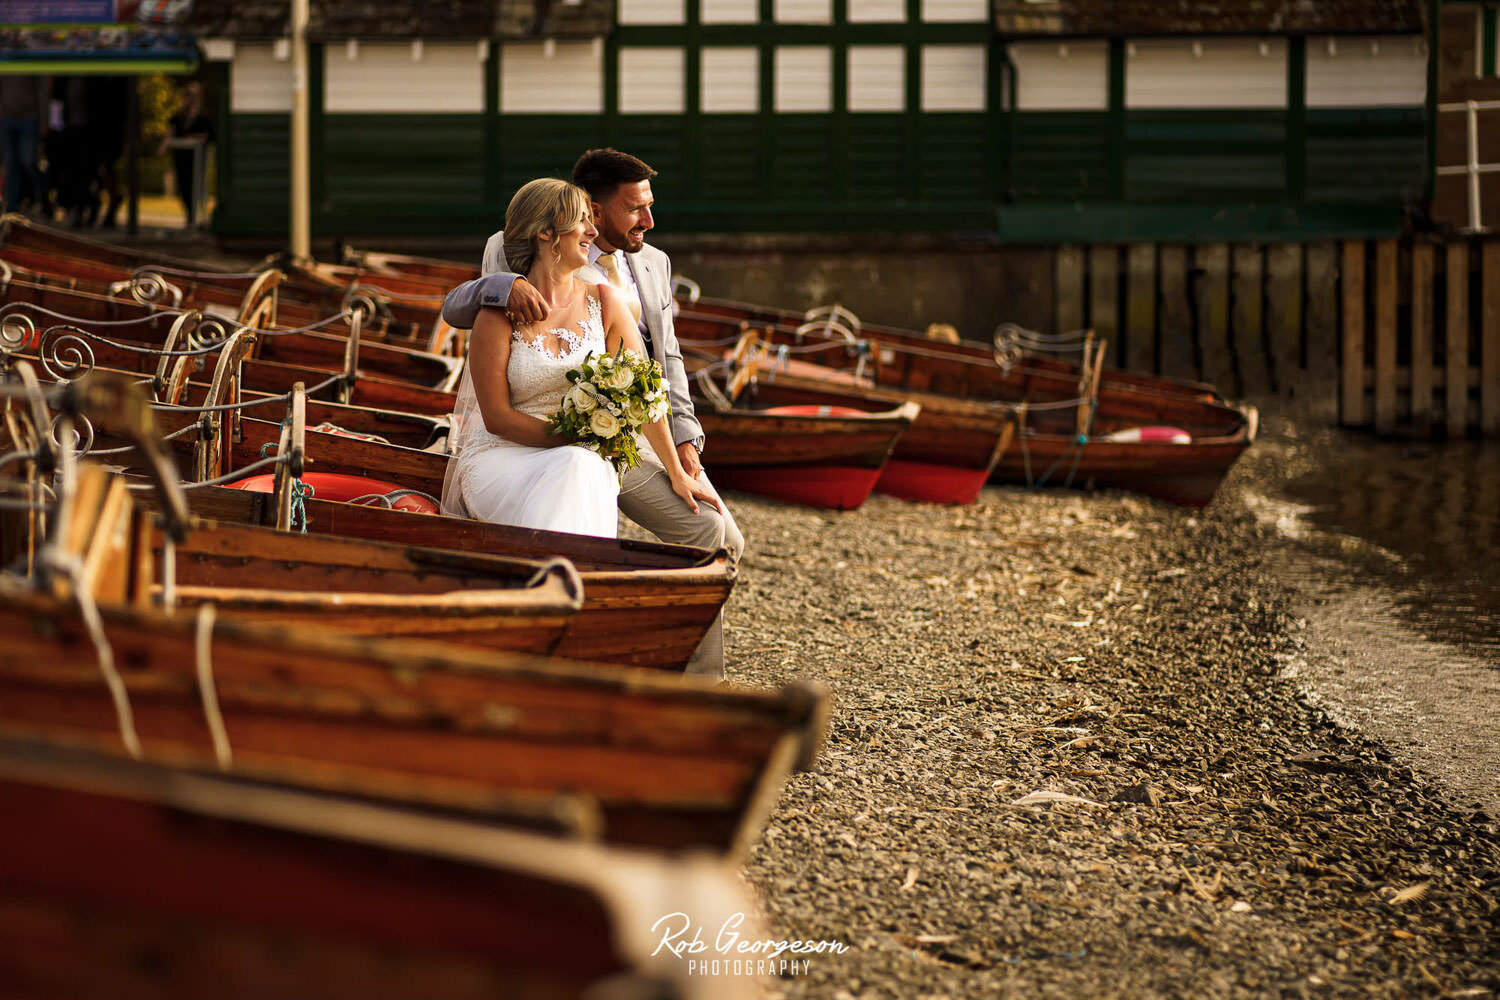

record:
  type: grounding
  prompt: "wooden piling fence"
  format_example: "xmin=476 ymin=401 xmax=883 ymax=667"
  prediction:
xmin=1052 ymin=236 xmax=1500 ymax=438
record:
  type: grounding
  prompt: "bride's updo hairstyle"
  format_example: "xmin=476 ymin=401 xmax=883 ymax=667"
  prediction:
xmin=502 ymin=178 xmax=591 ymax=275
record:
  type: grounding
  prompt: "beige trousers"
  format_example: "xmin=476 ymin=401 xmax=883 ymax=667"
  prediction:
xmin=619 ymin=463 xmax=744 ymax=678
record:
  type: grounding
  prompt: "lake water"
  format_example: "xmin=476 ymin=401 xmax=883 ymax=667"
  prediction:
xmin=1273 ymin=432 xmax=1500 ymax=663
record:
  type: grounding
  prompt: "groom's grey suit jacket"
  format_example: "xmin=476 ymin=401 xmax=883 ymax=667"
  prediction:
xmin=441 ymin=233 xmax=705 ymax=453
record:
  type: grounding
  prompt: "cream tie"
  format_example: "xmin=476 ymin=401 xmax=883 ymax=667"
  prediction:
xmin=597 ymin=252 xmax=643 ymax=324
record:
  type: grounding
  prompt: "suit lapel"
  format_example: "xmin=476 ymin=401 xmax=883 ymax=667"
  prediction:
xmin=627 ymin=253 xmax=665 ymax=358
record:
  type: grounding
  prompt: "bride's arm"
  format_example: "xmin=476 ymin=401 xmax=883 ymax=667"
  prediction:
xmin=599 ymin=285 xmax=721 ymax=513
xmin=468 ymin=306 xmax=565 ymax=448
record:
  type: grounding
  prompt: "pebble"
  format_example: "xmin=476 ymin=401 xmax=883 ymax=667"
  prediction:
xmin=689 ymin=465 xmax=1500 ymax=999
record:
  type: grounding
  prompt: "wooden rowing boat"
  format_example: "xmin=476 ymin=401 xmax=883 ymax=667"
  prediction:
xmin=4 ymin=373 xmax=733 ymax=672
xmin=687 ymin=333 xmax=1014 ymax=505
xmin=680 ymin=312 xmax=1254 ymax=507
xmin=695 ymin=398 xmax=920 ymax=510
xmin=0 ymin=580 xmax=826 ymax=854
xmin=341 ymin=243 xmax=479 ymax=285
xmin=50 ymin=462 xmax=582 ymax=654
xmin=678 ymin=291 xmax=1228 ymax=404
xmin=0 ymin=285 xmax=460 ymax=390
xmin=0 ymin=214 xmax=441 ymax=343
xmin=0 ymin=736 xmax=763 ymax=999
xmin=183 ymin=483 xmax=736 ymax=670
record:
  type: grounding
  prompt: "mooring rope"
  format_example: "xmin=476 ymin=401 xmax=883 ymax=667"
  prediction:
xmin=194 ymin=602 xmax=233 ymax=771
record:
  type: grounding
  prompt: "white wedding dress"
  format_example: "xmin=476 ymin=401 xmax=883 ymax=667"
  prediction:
xmin=442 ymin=289 xmax=619 ymax=537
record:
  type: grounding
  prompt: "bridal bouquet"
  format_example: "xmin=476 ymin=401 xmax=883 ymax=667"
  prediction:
xmin=549 ymin=347 xmax=671 ymax=475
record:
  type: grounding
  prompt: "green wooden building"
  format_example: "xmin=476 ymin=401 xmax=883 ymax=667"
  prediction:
xmin=189 ymin=0 xmax=1429 ymax=243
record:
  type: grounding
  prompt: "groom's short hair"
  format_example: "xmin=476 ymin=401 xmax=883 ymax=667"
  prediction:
xmin=572 ymin=148 xmax=657 ymax=202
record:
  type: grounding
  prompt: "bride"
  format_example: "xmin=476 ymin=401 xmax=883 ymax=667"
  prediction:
xmin=442 ymin=178 xmax=718 ymax=537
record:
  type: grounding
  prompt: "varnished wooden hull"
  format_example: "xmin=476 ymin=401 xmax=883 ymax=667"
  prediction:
xmin=679 ymin=308 xmax=1254 ymax=506
xmin=991 ymin=427 xmax=1255 ymax=507
xmin=0 ymin=214 xmax=440 ymax=337
xmin=728 ymin=373 xmax=1014 ymax=505
xmin=0 ymin=587 xmax=827 ymax=854
xmin=134 ymin=515 xmax=581 ymax=654
xmin=0 ymin=737 xmax=760 ymax=999
xmin=155 ymin=485 xmax=733 ymax=671
xmin=696 ymin=402 xmax=917 ymax=509
xmin=680 ymin=292 xmax=1227 ymax=403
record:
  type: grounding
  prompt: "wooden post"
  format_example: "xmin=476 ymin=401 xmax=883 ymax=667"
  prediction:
xmin=1374 ymin=239 xmax=1399 ymax=434
xmin=1411 ymin=242 xmax=1435 ymax=436
xmin=1341 ymin=240 xmax=1366 ymax=426
xmin=1194 ymin=244 xmax=1235 ymax=394
xmin=1264 ymin=243 xmax=1303 ymax=399
xmin=1088 ymin=245 xmax=1119 ymax=365
xmin=1483 ymin=239 xmax=1500 ymax=436
xmin=1304 ymin=242 xmax=1339 ymax=419
xmin=1126 ymin=244 xmax=1156 ymax=373
xmin=1158 ymin=245 xmax=1194 ymax=379
xmin=1232 ymin=244 xmax=1270 ymax=396
xmin=1055 ymin=245 xmax=1085 ymax=335
xmin=1447 ymin=241 xmax=1470 ymax=438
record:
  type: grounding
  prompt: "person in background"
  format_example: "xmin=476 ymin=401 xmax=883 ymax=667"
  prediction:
xmin=0 ymin=75 xmax=48 ymax=215
xmin=49 ymin=76 xmax=94 ymax=228
xmin=157 ymin=80 xmax=212 ymax=226
xmin=85 ymin=77 xmax=129 ymax=229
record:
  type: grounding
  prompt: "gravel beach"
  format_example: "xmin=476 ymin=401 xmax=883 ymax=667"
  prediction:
xmin=700 ymin=452 xmax=1500 ymax=999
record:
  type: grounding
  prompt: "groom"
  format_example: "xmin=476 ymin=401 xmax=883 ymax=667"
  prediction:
xmin=441 ymin=148 xmax=744 ymax=679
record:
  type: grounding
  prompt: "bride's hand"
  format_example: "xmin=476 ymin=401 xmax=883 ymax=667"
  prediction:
xmin=671 ymin=472 xmax=722 ymax=515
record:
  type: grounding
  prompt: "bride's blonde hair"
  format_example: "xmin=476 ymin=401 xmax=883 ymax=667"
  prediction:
xmin=502 ymin=178 xmax=591 ymax=275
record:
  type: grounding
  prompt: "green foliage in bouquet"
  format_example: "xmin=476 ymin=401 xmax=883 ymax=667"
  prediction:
xmin=548 ymin=346 xmax=671 ymax=476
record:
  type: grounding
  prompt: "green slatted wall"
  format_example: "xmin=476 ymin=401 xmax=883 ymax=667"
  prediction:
xmin=210 ymin=28 xmax=1430 ymax=243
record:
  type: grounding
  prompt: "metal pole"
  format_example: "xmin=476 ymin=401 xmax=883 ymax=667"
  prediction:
xmin=1469 ymin=99 xmax=1482 ymax=231
xmin=290 ymin=0 xmax=311 ymax=259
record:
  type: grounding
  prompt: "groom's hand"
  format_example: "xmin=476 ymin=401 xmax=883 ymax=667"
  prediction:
xmin=676 ymin=441 xmax=702 ymax=479
xmin=505 ymin=277 xmax=548 ymax=325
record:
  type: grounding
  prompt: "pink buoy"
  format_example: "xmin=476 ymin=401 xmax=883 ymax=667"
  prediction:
xmin=761 ymin=405 xmax=869 ymax=418
xmin=1100 ymin=426 xmax=1193 ymax=445
xmin=225 ymin=472 xmax=441 ymax=514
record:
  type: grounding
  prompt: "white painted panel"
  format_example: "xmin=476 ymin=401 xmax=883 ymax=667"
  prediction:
xmin=1125 ymin=37 xmax=1287 ymax=108
xmin=1008 ymin=40 xmax=1107 ymax=110
xmin=231 ymin=43 xmax=291 ymax=113
xmin=921 ymin=0 xmax=987 ymax=22
xmin=618 ymin=0 xmax=685 ymax=24
xmin=202 ymin=38 xmax=234 ymax=62
xmin=775 ymin=46 xmax=832 ymax=112
xmin=620 ymin=47 xmax=685 ymax=113
xmin=501 ymin=42 xmax=604 ymax=114
xmin=848 ymin=45 xmax=904 ymax=112
xmin=847 ymin=0 xmax=905 ymax=21
xmin=921 ymin=44 xmax=986 ymax=112
xmin=701 ymin=46 xmax=759 ymax=112
xmin=1306 ymin=35 xmax=1427 ymax=107
xmin=325 ymin=43 xmax=483 ymax=113
xmin=702 ymin=0 xmax=759 ymax=23
xmin=775 ymin=0 xmax=832 ymax=24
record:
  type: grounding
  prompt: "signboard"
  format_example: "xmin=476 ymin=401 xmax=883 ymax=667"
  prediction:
xmin=0 ymin=0 xmax=195 ymax=72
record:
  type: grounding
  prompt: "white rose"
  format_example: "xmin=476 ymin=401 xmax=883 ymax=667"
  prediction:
xmin=568 ymin=384 xmax=598 ymax=413
xmin=589 ymin=409 xmax=620 ymax=438
xmin=607 ymin=366 xmax=635 ymax=391
xmin=624 ymin=398 xmax=647 ymax=423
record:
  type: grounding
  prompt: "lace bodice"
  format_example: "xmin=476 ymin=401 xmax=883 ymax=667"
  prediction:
xmin=447 ymin=288 xmax=606 ymax=464
xmin=506 ymin=290 xmax=607 ymax=418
